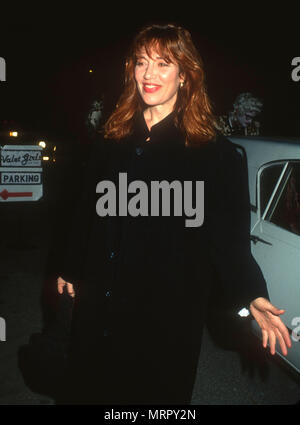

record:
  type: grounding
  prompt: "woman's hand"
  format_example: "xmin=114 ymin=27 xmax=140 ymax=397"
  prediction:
xmin=57 ymin=276 xmax=75 ymax=298
xmin=250 ymin=297 xmax=292 ymax=356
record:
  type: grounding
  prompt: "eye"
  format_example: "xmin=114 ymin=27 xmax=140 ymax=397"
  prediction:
xmin=136 ymin=60 xmax=145 ymax=67
xmin=158 ymin=61 xmax=169 ymax=67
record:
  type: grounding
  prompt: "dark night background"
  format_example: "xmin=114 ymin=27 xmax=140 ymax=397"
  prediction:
xmin=1 ymin=9 xmax=300 ymax=145
xmin=1 ymin=8 xmax=300 ymax=407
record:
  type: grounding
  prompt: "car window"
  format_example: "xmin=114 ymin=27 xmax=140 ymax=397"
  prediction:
xmin=264 ymin=162 xmax=300 ymax=236
xmin=259 ymin=163 xmax=285 ymax=216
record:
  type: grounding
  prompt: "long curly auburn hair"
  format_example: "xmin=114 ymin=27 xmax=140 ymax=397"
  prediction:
xmin=104 ymin=23 xmax=217 ymax=146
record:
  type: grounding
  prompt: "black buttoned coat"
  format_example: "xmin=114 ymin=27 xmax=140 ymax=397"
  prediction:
xmin=60 ymin=112 xmax=269 ymax=404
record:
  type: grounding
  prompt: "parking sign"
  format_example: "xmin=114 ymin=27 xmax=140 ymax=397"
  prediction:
xmin=0 ymin=145 xmax=43 ymax=202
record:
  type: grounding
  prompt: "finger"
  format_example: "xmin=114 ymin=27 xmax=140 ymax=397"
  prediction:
xmin=273 ymin=317 xmax=292 ymax=349
xmin=268 ymin=304 xmax=285 ymax=316
xmin=280 ymin=326 xmax=292 ymax=349
xmin=274 ymin=328 xmax=288 ymax=356
xmin=278 ymin=323 xmax=292 ymax=348
xmin=57 ymin=277 xmax=66 ymax=294
xmin=258 ymin=298 xmax=284 ymax=315
xmin=253 ymin=299 xmax=284 ymax=318
xmin=57 ymin=282 xmax=65 ymax=294
xmin=268 ymin=330 xmax=277 ymax=355
xmin=67 ymin=283 xmax=75 ymax=297
xmin=262 ymin=329 xmax=268 ymax=349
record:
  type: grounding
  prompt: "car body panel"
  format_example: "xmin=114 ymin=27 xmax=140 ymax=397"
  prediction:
xmin=229 ymin=136 xmax=300 ymax=374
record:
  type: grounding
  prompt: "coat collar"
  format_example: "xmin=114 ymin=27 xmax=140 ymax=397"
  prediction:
xmin=131 ymin=110 xmax=185 ymax=148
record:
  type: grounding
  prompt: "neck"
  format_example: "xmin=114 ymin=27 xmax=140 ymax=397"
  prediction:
xmin=143 ymin=105 xmax=174 ymax=131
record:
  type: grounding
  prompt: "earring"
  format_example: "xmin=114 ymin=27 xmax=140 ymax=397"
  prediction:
xmin=180 ymin=81 xmax=184 ymax=88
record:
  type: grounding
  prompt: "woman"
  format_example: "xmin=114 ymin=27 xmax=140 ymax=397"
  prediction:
xmin=57 ymin=23 xmax=291 ymax=404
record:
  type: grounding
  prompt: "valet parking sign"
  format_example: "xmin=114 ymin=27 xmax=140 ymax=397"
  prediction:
xmin=0 ymin=145 xmax=43 ymax=202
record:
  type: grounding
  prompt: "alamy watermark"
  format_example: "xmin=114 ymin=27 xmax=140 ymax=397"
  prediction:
xmin=0 ymin=317 xmax=6 ymax=341
xmin=291 ymin=317 xmax=300 ymax=342
xmin=291 ymin=57 xmax=300 ymax=82
xmin=0 ymin=57 xmax=6 ymax=81
xmin=95 ymin=173 xmax=204 ymax=228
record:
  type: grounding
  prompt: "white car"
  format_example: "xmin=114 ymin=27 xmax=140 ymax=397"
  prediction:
xmin=229 ymin=135 xmax=300 ymax=375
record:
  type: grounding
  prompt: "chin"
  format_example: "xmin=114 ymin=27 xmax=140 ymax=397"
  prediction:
xmin=143 ymin=98 xmax=161 ymax=107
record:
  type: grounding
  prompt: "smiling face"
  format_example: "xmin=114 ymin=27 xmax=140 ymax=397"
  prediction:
xmin=134 ymin=48 xmax=184 ymax=114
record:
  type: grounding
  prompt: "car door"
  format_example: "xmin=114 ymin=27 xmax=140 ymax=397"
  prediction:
xmin=250 ymin=160 xmax=300 ymax=372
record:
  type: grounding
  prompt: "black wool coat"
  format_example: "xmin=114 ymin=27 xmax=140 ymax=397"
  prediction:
xmin=60 ymin=111 xmax=269 ymax=404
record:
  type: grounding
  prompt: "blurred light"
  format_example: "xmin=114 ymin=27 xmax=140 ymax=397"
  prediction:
xmin=89 ymin=69 xmax=93 ymax=73
xmin=53 ymin=146 xmax=56 ymax=151
xmin=42 ymin=156 xmax=49 ymax=161
xmin=9 ymin=131 xmax=18 ymax=137
xmin=38 ymin=141 xmax=46 ymax=148
xmin=238 ymin=308 xmax=250 ymax=318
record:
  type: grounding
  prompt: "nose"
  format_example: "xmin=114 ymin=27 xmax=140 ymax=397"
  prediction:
xmin=144 ymin=62 xmax=155 ymax=80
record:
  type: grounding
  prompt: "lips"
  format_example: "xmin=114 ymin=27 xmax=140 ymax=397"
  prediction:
xmin=143 ymin=84 xmax=161 ymax=93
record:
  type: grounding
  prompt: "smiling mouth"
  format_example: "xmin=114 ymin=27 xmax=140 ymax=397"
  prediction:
xmin=143 ymin=84 xmax=161 ymax=93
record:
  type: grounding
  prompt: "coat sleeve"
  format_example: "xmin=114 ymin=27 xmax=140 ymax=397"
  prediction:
xmin=206 ymin=135 xmax=269 ymax=312
xmin=58 ymin=137 xmax=108 ymax=285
